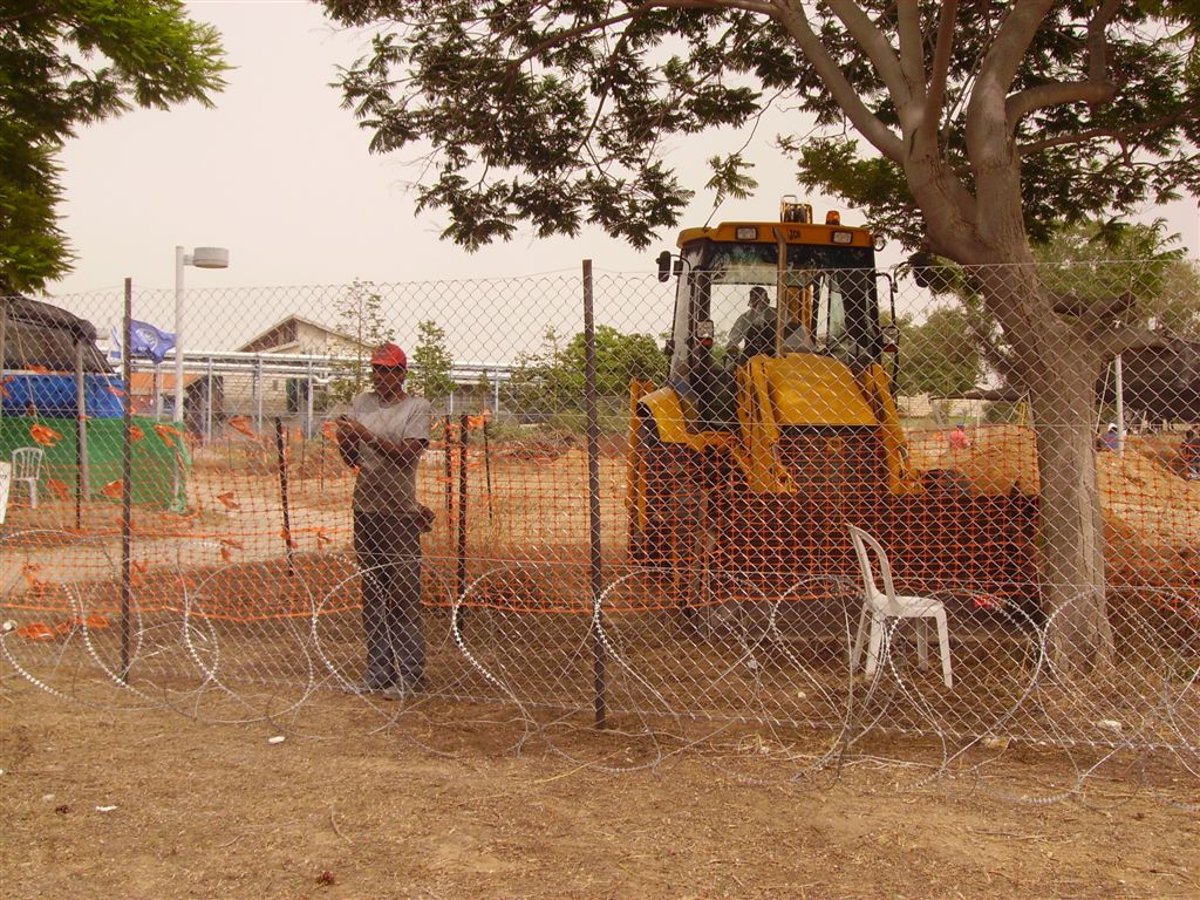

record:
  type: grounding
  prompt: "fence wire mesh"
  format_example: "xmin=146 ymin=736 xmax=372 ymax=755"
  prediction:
xmin=2 ymin=259 xmax=1200 ymax=793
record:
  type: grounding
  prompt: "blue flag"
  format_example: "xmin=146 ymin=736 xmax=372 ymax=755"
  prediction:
xmin=127 ymin=320 xmax=176 ymax=364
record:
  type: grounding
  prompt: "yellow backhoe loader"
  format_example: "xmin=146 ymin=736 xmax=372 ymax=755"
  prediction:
xmin=628 ymin=198 xmax=1037 ymax=605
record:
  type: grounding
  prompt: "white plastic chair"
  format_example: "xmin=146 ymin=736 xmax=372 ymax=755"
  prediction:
xmin=848 ymin=524 xmax=953 ymax=688
xmin=11 ymin=446 xmax=44 ymax=509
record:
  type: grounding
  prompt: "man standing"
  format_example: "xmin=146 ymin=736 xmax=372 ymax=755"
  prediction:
xmin=1099 ymin=423 xmax=1119 ymax=452
xmin=336 ymin=342 xmax=433 ymax=698
xmin=1182 ymin=428 xmax=1200 ymax=480
xmin=947 ymin=423 xmax=971 ymax=450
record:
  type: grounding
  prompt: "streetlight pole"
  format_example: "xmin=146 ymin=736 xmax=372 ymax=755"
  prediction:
xmin=174 ymin=245 xmax=229 ymax=425
xmin=172 ymin=245 xmax=228 ymax=513
xmin=174 ymin=245 xmax=185 ymax=423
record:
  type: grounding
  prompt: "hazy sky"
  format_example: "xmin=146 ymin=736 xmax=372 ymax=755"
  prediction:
xmin=51 ymin=0 xmax=1200 ymax=297
xmin=53 ymin=0 xmax=759 ymax=295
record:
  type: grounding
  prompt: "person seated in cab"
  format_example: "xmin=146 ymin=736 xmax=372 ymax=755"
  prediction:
xmin=725 ymin=286 xmax=776 ymax=363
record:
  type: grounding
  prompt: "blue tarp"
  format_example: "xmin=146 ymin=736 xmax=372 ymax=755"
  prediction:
xmin=1 ymin=374 xmax=125 ymax=418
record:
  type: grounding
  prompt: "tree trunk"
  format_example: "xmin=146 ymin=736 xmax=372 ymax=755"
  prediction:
xmin=973 ymin=264 xmax=1114 ymax=675
xmin=907 ymin=123 xmax=1116 ymax=674
xmin=1024 ymin=335 xmax=1114 ymax=675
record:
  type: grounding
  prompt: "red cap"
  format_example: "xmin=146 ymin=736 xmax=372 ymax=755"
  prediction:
xmin=370 ymin=343 xmax=407 ymax=368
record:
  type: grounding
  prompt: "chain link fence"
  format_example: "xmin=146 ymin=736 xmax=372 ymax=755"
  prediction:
xmin=2 ymin=260 xmax=1199 ymax=780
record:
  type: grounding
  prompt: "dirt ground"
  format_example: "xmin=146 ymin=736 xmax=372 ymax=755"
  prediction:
xmin=3 ymin=680 xmax=1200 ymax=900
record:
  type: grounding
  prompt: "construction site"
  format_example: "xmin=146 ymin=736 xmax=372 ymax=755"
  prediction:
xmin=5 ymin=244 xmax=1200 ymax=899
xmin=3 ymin=235 xmax=1199 ymax=765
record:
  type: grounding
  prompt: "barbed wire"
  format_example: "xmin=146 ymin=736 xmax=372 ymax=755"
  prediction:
xmin=3 ymin=532 xmax=1199 ymax=804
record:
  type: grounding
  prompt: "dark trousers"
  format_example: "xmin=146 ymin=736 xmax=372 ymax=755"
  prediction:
xmin=353 ymin=510 xmax=424 ymax=688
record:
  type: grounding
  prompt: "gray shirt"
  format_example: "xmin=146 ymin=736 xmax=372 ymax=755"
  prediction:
xmin=350 ymin=392 xmax=432 ymax=514
xmin=726 ymin=306 xmax=776 ymax=353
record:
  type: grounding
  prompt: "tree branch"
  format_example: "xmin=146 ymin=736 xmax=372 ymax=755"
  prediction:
xmin=1005 ymin=1 xmax=1120 ymax=128
xmin=920 ymin=1 xmax=958 ymax=152
xmin=826 ymin=0 xmax=914 ymax=115
xmin=1087 ymin=0 xmax=1123 ymax=85
xmin=887 ymin=2 xmax=985 ymax=262
xmin=512 ymin=0 xmax=775 ymax=66
xmin=774 ymin=0 xmax=904 ymax=159
xmin=1055 ymin=291 xmax=1172 ymax=359
xmin=977 ymin=0 xmax=1055 ymax=98
xmin=959 ymin=2 xmax=1056 ymax=244
xmin=966 ymin=0 xmax=1052 ymax=168
xmin=1006 ymin=80 xmax=1115 ymax=123
xmin=573 ymin=15 xmax=761 ymax=187
xmin=1094 ymin=323 xmax=1170 ymax=360
xmin=0 ymin=3 xmax=52 ymax=29
xmin=967 ymin=317 xmax=1021 ymax=390
xmin=1018 ymin=107 xmax=1196 ymax=156
xmin=1052 ymin=291 xmax=1135 ymax=326
xmin=896 ymin=1 xmax=925 ymax=106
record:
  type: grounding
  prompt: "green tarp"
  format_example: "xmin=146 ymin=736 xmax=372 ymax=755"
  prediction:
xmin=0 ymin=416 xmax=189 ymax=509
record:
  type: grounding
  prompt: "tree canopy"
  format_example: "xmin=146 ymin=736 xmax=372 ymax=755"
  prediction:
xmin=896 ymin=307 xmax=984 ymax=400
xmin=911 ymin=218 xmax=1198 ymax=392
xmin=409 ymin=319 xmax=457 ymax=403
xmin=322 ymin=1 xmax=1200 ymax=260
xmin=1 ymin=0 xmax=227 ymax=292
xmin=328 ymin=279 xmax=394 ymax=405
xmin=510 ymin=325 xmax=667 ymax=419
xmin=1032 ymin=219 xmax=1199 ymax=338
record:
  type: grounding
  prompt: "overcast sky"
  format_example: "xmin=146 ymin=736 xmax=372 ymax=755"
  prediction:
xmin=47 ymin=0 xmax=1200 ymax=353
xmin=52 ymin=0 xmax=764 ymax=295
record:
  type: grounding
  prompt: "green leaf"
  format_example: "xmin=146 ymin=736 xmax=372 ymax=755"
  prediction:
xmin=0 ymin=0 xmax=227 ymax=290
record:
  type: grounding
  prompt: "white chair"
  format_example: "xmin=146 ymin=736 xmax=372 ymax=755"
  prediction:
xmin=11 ymin=446 xmax=44 ymax=509
xmin=848 ymin=524 xmax=953 ymax=688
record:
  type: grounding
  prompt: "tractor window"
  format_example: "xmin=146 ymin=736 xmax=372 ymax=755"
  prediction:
xmin=692 ymin=242 xmax=878 ymax=364
xmin=688 ymin=244 xmax=775 ymax=365
xmin=668 ymin=246 xmax=705 ymax=379
xmin=814 ymin=268 xmax=876 ymax=365
xmin=815 ymin=274 xmax=849 ymax=359
xmin=712 ymin=281 xmax=773 ymax=363
xmin=670 ymin=241 xmax=879 ymax=382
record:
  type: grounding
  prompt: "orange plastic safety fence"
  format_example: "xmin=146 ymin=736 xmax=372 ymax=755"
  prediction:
xmin=4 ymin=267 xmax=1200 ymax=756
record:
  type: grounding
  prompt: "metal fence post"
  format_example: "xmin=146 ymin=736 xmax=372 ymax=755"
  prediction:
xmin=275 ymin=417 xmax=295 ymax=576
xmin=253 ymin=355 xmax=263 ymax=432
xmin=0 ymin=297 xmax=7 ymax=424
xmin=456 ymin=412 xmax=469 ymax=605
xmin=120 ymin=278 xmax=133 ymax=683
xmin=205 ymin=356 xmax=214 ymax=444
xmin=153 ymin=364 xmax=163 ymax=420
xmin=73 ymin=338 xmax=89 ymax=523
xmin=305 ymin=360 xmax=315 ymax=439
xmin=583 ymin=258 xmax=606 ymax=730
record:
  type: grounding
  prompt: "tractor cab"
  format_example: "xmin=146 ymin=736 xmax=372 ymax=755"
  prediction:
xmin=657 ymin=198 xmax=889 ymax=431
xmin=629 ymin=200 xmax=1036 ymax=605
